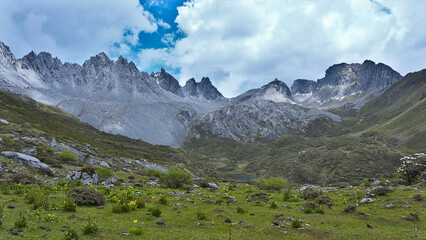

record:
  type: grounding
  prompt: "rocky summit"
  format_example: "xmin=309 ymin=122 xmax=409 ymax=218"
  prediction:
xmin=0 ymin=40 xmax=405 ymax=146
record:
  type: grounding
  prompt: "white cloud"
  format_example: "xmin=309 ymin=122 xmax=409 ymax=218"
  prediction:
xmin=0 ymin=0 xmax=159 ymax=63
xmin=145 ymin=0 xmax=426 ymax=97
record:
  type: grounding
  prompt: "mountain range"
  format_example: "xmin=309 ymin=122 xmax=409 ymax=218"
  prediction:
xmin=0 ymin=40 xmax=405 ymax=146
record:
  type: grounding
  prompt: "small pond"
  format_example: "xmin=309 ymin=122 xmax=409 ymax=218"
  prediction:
xmin=226 ymin=173 xmax=257 ymax=182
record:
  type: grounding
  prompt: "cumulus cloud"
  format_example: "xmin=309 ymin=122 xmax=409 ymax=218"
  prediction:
xmin=143 ymin=0 xmax=426 ymax=97
xmin=0 ymin=0 xmax=164 ymax=63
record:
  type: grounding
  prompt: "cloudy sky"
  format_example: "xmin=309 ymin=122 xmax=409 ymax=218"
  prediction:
xmin=0 ymin=0 xmax=425 ymax=97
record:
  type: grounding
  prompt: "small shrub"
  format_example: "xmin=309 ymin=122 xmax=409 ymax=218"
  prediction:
xmin=64 ymin=229 xmax=79 ymax=240
xmin=397 ymin=153 xmax=426 ymax=185
xmin=9 ymin=172 xmax=37 ymax=184
xmin=46 ymin=148 xmax=54 ymax=153
xmin=136 ymin=199 xmax=146 ymax=208
xmin=343 ymin=204 xmax=357 ymax=213
xmin=196 ymin=211 xmax=208 ymax=220
xmin=372 ymin=187 xmax=392 ymax=196
xmin=159 ymin=169 xmax=192 ymax=188
xmin=302 ymin=188 xmax=322 ymax=200
xmin=283 ymin=189 xmax=292 ymax=201
xmin=412 ymin=194 xmax=424 ymax=202
xmin=405 ymin=213 xmax=419 ymax=221
xmin=112 ymin=202 xmax=133 ymax=214
xmin=2 ymin=136 xmax=15 ymax=144
xmin=58 ymin=151 xmax=77 ymax=163
xmin=303 ymin=202 xmax=319 ymax=210
xmin=83 ymin=219 xmax=99 ymax=235
xmin=158 ymin=195 xmax=167 ymax=205
xmin=62 ymin=198 xmax=77 ymax=212
xmin=315 ymin=195 xmax=333 ymax=208
xmin=148 ymin=207 xmax=162 ymax=217
xmin=97 ymin=167 xmax=113 ymax=180
xmin=68 ymin=187 xmax=105 ymax=206
xmin=129 ymin=227 xmax=144 ymax=236
xmin=269 ymin=200 xmax=278 ymax=209
xmin=256 ymin=177 xmax=288 ymax=191
xmin=146 ymin=169 xmax=162 ymax=178
xmin=236 ymin=206 xmax=245 ymax=214
xmin=14 ymin=213 xmax=27 ymax=228
xmin=304 ymin=207 xmax=313 ymax=214
xmin=291 ymin=220 xmax=302 ymax=228
xmin=314 ymin=208 xmax=325 ymax=214
xmin=25 ymin=188 xmax=49 ymax=210
xmin=81 ymin=166 xmax=96 ymax=176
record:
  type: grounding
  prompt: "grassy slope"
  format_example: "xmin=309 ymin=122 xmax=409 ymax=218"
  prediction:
xmin=0 ymin=90 xmax=218 ymax=177
xmin=0 ymin=181 xmax=424 ymax=240
xmin=182 ymin=70 xmax=426 ymax=184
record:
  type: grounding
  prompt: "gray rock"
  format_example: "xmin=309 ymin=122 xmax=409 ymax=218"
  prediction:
xmin=123 ymin=168 xmax=132 ymax=173
xmin=50 ymin=138 xmax=57 ymax=147
xmin=70 ymin=171 xmax=98 ymax=185
xmin=1 ymin=151 xmax=53 ymax=171
xmin=103 ymin=175 xmax=118 ymax=185
xmin=146 ymin=181 xmax=160 ymax=187
xmin=208 ymin=183 xmax=219 ymax=189
xmin=360 ymin=198 xmax=374 ymax=204
xmin=21 ymin=146 xmax=37 ymax=156
xmin=192 ymin=184 xmax=200 ymax=188
xmin=371 ymin=180 xmax=381 ymax=185
xmin=0 ymin=119 xmax=9 ymax=124
xmin=100 ymin=161 xmax=110 ymax=168
xmin=135 ymin=159 xmax=168 ymax=172
xmin=149 ymin=176 xmax=157 ymax=181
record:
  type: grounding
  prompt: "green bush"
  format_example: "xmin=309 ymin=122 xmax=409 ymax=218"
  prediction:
xmin=62 ymin=198 xmax=77 ymax=212
xmin=236 ymin=206 xmax=245 ymax=214
xmin=159 ymin=169 xmax=192 ymax=188
xmin=68 ymin=187 xmax=105 ymax=206
xmin=25 ymin=188 xmax=49 ymax=210
xmin=9 ymin=172 xmax=38 ymax=184
xmin=343 ymin=204 xmax=357 ymax=213
xmin=64 ymin=229 xmax=79 ymax=240
xmin=148 ymin=207 xmax=162 ymax=217
xmin=46 ymin=148 xmax=54 ymax=153
xmin=2 ymin=136 xmax=15 ymax=144
xmin=302 ymin=188 xmax=322 ymax=200
xmin=136 ymin=199 xmax=146 ymax=208
xmin=372 ymin=187 xmax=393 ymax=196
xmin=146 ymin=169 xmax=162 ymax=178
xmin=304 ymin=207 xmax=313 ymax=214
xmin=314 ymin=208 xmax=325 ymax=214
xmin=315 ymin=195 xmax=333 ymax=208
xmin=255 ymin=177 xmax=288 ymax=191
xmin=269 ymin=200 xmax=278 ymax=209
xmin=291 ymin=220 xmax=302 ymax=228
xmin=58 ymin=151 xmax=77 ymax=163
xmin=14 ymin=213 xmax=27 ymax=228
xmin=196 ymin=211 xmax=208 ymax=220
xmin=158 ymin=195 xmax=167 ymax=205
xmin=83 ymin=219 xmax=99 ymax=235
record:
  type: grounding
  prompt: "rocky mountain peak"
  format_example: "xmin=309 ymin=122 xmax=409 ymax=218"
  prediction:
xmin=152 ymin=68 xmax=184 ymax=97
xmin=260 ymin=78 xmax=293 ymax=102
xmin=183 ymin=77 xmax=224 ymax=100
xmin=0 ymin=41 xmax=17 ymax=69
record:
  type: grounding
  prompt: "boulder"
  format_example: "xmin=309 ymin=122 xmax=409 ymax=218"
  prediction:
xmin=1 ymin=151 xmax=53 ymax=171
xmin=69 ymin=171 xmax=99 ymax=185
xmin=0 ymin=119 xmax=9 ymax=124
xmin=100 ymin=161 xmax=110 ymax=168
xmin=208 ymin=183 xmax=219 ymax=189
xmin=21 ymin=146 xmax=37 ymax=156
xmin=360 ymin=198 xmax=374 ymax=204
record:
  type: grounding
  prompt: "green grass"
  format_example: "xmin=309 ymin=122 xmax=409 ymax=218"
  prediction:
xmin=0 ymin=181 xmax=424 ymax=239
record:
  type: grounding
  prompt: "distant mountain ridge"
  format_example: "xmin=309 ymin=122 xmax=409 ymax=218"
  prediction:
xmin=0 ymin=40 xmax=405 ymax=146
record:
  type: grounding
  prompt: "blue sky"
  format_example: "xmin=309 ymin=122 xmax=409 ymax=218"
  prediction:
xmin=0 ymin=0 xmax=425 ymax=97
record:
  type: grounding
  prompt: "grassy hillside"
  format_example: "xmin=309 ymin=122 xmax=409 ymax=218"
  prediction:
xmin=0 ymin=90 xmax=217 ymax=177
xmin=182 ymin=70 xmax=426 ymax=184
